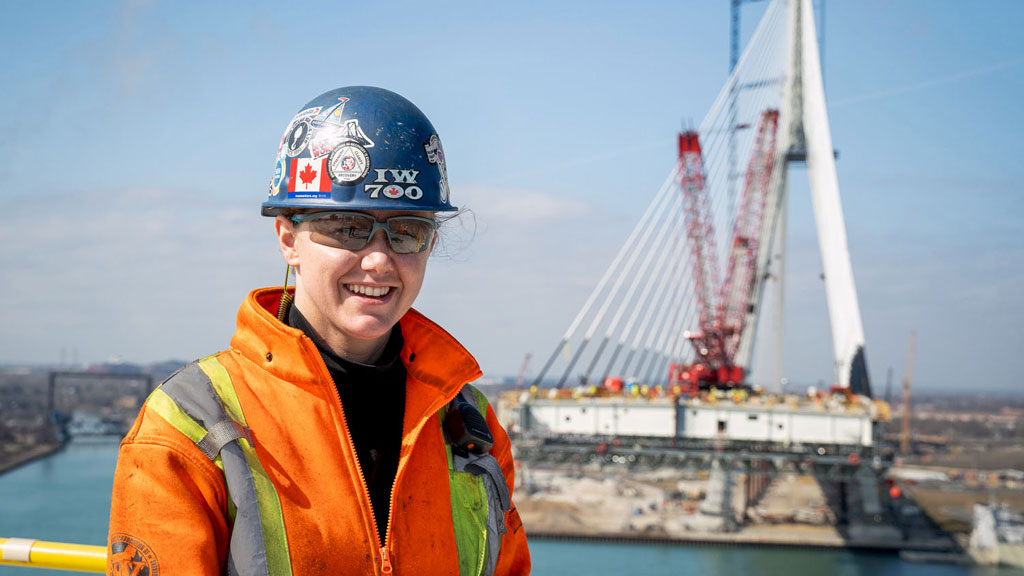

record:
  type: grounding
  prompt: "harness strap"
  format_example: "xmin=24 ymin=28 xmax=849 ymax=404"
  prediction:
xmin=465 ymin=457 xmax=511 ymax=514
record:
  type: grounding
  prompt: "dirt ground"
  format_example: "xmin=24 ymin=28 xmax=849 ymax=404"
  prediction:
xmin=909 ymin=488 xmax=1024 ymax=534
xmin=516 ymin=466 xmax=847 ymax=543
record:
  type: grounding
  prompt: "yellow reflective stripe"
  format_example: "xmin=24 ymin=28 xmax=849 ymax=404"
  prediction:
xmin=450 ymin=471 xmax=488 ymax=576
xmin=467 ymin=385 xmax=489 ymax=415
xmin=148 ymin=389 xmax=228 ymax=474
xmin=198 ymin=356 xmax=247 ymax=426
xmin=443 ymin=421 xmax=455 ymax=471
xmin=147 ymin=388 xmax=234 ymax=519
xmin=198 ymin=358 xmax=292 ymax=576
xmin=442 ymin=385 xmax=495 ymax=576
xmin=147 ymin=389 xmax=206 ymax=444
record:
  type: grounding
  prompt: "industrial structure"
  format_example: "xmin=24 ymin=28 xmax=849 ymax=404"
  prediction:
xmin=531 ymin=0 xmax=870 ymax=397
xmin=510 ymin=0 xmax=894 ymax=539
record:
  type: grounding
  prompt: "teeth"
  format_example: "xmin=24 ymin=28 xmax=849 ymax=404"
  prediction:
xmin=346 ymin=284 xmax=391 ymax=298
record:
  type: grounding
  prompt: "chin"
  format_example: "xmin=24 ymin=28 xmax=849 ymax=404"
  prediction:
xmin=341 ymin=317 xmax=398 ymax=341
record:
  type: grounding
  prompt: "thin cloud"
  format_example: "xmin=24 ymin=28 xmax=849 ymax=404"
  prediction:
xmin=1 ymin=187 xmax=277 ymax=365
xmin=458 ymin=187 xmax=594 ymax=224
xmin=830 ymin=57 xmax=1024 ymax=108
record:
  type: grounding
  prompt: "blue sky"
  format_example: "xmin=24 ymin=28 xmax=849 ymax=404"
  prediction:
xmin=1 ymin=0 xmax=1021 ymax=394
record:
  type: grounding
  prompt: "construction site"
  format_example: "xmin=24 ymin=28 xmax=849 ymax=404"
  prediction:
xmin=481 ymin=0 xmax=1024 ymax=567
xmin=495 ymin=385 xmax=1024 ymax=561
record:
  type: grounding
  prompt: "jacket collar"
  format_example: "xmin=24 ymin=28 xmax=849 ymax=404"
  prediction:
xmin=230 ymin=287 xmax=482 ymax=414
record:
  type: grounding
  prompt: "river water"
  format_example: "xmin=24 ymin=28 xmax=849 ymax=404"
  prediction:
xmin=0 ymin=439 xmax=1018 ymax=575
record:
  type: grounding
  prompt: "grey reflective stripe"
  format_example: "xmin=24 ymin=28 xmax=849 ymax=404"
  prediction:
xmin=452 ymin=451 xmax=510 ymax=576
xmin=162 ymin=364 xmax=229 ymax=427
xmin=221 ymin=442 xmax=271 ymax=576
xmin=450 ymin=384 xmax=511 ymax=576
xmin=465 ymin=457 xmax=511 ymax=513
xmin=159 ymin=361 xmax=273 ymax=576
xmin=197 ymin=420 xmax=251 ymax=461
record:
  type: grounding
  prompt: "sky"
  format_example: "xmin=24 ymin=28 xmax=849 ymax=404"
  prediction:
xmin=1 ymin=0 xmax=1021 ymax=394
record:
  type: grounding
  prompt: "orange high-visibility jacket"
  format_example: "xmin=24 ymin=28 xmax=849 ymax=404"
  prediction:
xmin=107 ymin=287 xmax=530 ymax=575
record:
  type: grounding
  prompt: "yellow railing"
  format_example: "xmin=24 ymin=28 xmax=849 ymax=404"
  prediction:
xmin=0 ymin=537 xmax=105 ymax=573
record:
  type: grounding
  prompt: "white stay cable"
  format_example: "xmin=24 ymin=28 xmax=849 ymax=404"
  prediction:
xmin=530 ymin=166 xmax=679 ymax=386
xmin=601 ymin=193 xmax=682 ymax=339
xmin=599 ymin=223 xmax=681 ymax=381
xmin=583 ymin=194 xmax=683 ymax=380
xmin=619 ymin=225 xmax=687 ymax=377
xmin=581 ymin=182 xmax=680 ymax=341
xmin=563 ymin=166 xmax=678 ymax=339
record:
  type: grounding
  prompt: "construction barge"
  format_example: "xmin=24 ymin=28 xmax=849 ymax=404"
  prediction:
xmin=501 ymin=383 xmax=886 ymax=452
xmin=492 ymin=383 xmax=950 ymax=552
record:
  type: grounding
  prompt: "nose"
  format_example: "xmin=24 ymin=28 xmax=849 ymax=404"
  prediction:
xmin=360 ymin=229 xmax=394 ymax=272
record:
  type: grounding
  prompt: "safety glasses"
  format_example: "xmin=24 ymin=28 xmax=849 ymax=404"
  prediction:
xmin=290 ymin=211 xmax=438 ymax=254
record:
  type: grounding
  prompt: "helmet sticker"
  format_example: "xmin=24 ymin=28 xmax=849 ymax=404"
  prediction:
xmin=373 ymin=168 xmax=420 ymax=183
xmin=310 ymin=119 xmax=375 ymax=158
xmin=269 ymin=156 xmax=286 ymax=197
xmin=424 ymin=134 xmax=450 ymax=203
xmin=307 ymin=97 xmax=374 ymax=158
xmin=316 ymin=97 xmax=349 ymax=124
xmin=284 ymin=120 xmax=311 ymax=157
xmin=282 ymin=107 xmax=321 ymax=157
xmin=263 ymin=87 xmax=458 ymax=214
xmin=288 ymin=158 xmax=331 ymax=197
xmin=363 ymin=168 xmax=424 ymax=201
xmin=282 ymin=107 xmax=317 ymax=156
xmin=327 ymin=143 xmax=371 ymax=185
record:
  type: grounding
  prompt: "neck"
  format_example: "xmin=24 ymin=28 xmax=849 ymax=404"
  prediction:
xmin=334 ymin=335 xmax=389 ymax=365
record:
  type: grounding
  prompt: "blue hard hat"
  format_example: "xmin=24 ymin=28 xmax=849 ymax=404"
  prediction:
xmin=262 ymin=86 xmax=456 ymax=216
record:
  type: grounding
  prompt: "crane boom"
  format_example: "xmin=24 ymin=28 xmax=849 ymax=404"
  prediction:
xmin=677 ymin=131 xmax=722 ymax=363
xmin=670 ymin=109 xmax=780 ymax=392
xmin=719 ymin=109 xmax=780 ymax=360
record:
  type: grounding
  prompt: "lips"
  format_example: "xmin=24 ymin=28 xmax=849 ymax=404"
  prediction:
xmin=345 ymin=284 xmax=392 ymax=298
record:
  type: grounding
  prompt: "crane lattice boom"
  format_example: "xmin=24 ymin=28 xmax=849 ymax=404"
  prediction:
xmin=671 ymin=109 xmax=780 ymax=390
xmin=677 ymin=131 xmax=723 ymax=364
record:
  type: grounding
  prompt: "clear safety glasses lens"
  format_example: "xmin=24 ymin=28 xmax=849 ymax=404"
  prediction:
xmin=291 ymin=211 xmax=437 ymax=254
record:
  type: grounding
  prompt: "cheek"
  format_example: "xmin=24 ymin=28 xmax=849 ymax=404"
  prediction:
xmin=295 ymin=242 xmax=358 ymax=283
xmin=399 ymin=257 xmax=430 ymax=294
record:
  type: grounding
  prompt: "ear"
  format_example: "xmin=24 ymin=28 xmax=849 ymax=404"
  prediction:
xmin=275 ymin=215 xmax=302 ymax=267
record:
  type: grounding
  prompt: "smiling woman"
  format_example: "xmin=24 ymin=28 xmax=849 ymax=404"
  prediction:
xmin=106 ymin=86 xmax=530 ymax=576
xmin=276 ymin=209 xmax=437 ymax=363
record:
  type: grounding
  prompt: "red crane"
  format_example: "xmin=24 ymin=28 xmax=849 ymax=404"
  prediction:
xmin=670 ymin=109 xmax=780 ymax=392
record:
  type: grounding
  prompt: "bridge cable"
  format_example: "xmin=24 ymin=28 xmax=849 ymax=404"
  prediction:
xmin=531 ymin=167 xmax=680 ymax=387
xmin=582 ymin=194 xmax=683 ymax=383
xmin=553 ymin=173 xmax=681 ymax=388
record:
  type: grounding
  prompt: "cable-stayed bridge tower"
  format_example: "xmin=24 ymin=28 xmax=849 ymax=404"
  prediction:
xmin=532 ymin=0 xmax=871 ymax=396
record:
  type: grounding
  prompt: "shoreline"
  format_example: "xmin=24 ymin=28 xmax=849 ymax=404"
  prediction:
xmin=527 ymin=528 xmax=952 ymax=553
xmin=0 ymin=441 xmax=65 ymax=476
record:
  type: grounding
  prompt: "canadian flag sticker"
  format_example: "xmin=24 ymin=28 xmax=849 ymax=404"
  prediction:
xmin=288 ymin=158 xmax=331 ymax=195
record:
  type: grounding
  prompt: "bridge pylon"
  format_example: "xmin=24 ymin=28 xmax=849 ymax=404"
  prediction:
xmin=740 ymin=0 xmax=870 ymax=395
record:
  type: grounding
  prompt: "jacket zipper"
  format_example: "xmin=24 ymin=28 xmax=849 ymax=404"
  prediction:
xmin=325 ymin=375 xmax=390 ymax=575
xmin=316 ymin=345 xmax=467 ymax=575
xmin=376 ymin=382 xmax=464 ymax=574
